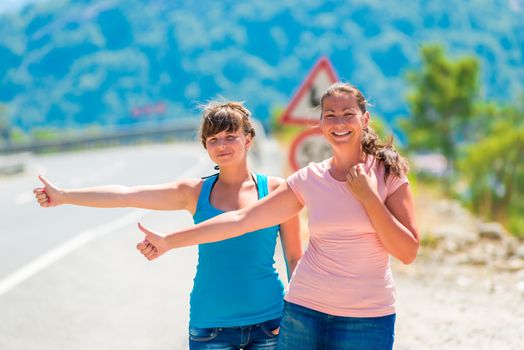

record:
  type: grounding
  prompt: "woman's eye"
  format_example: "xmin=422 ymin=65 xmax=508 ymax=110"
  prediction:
xmin=227 ymin=136 xmax=236 ymax=140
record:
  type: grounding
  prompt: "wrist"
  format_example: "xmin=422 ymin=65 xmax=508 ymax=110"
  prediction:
xmin=60 ymin=189 xmax=70 ymax=204
xmin=165 ymin=232 xmax=179 ymax=250
xmin=361 ymin=191 xmax=381 ymax=207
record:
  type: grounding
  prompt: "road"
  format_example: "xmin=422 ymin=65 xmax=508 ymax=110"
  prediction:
xmin=0 ymin=142 xmax=288 ymax=350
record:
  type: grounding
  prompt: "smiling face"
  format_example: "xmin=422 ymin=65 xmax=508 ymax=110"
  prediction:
xmin=205 ymin=128 xmax=252 ymax=166
xmin=199 ymin=102 xmax=255 ymax=168
xmin=320 ymin=93 xmax=369 ymax=148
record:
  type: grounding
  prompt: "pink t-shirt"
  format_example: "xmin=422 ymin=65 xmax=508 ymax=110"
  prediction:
xmin=286 ymin=157 xmax=408 ymax=317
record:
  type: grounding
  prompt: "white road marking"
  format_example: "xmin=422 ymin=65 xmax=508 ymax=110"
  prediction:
xmin=0 ymin=153 xmax=211 ymax=297
xmin=0 ymin=210 xmax=145 ymax=296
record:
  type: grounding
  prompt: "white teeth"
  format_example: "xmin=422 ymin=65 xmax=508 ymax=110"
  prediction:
xmin=333 ymin=131 xmax=350 ymax=136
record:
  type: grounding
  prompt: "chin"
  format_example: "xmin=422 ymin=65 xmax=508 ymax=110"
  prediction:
xmin=216 ymin=157 xmax=242 ymax=168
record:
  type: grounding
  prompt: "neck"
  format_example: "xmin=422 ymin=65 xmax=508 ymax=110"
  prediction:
xmin=217 ymin=162 xmax=252 ymax=187
xmin=329 ymin=145 xmax=365 ymax=179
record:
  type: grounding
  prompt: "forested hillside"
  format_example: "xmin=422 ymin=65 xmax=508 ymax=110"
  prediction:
xmin=0 ymin=0 xmax=522 ymax=130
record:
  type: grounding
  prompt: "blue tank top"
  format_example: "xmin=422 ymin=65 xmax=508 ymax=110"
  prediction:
xmin=190 ymin=173 xmax=284 ymax=327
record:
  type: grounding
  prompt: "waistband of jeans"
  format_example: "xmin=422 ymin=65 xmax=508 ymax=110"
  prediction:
xmin=217 ymin=317 xmax=282 ymax=330
xmin=284 ymin=300 xmax=396 ymax=320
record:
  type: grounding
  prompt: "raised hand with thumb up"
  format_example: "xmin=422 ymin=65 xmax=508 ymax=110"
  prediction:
xmin=136 ymin=222 xmax=170 ymax=260
xmin=33 ymin=175 xmax=65 ymax=207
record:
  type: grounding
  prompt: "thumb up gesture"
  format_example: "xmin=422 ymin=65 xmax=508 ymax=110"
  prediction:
xmin=33 ymin=175 xmax=64 ymax=207
xmin=136 ymin=222 xmax=169 ymax=261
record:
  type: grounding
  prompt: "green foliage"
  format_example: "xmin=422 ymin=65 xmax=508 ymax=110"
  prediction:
xmin=402 ymin=43 xmax=524 ymax=237
xmin=9 ymin=128 xmax=27 ymax=144
xmin=30 ymin=128 xmax=64 ymax=142
xmin=400 ymin=45 xmax=480 ymax=170
xmin=509 ymin=207 xmax=524 ymax=239
xmin=268 ymin=106 xmax=304 ymax=144
xmin=420 ymin=232 xmax=439 ymax=248
xmin=370 ymin=115 xmax=388 ymax=139
xmin=269 ymin=106 xmax=286 ymax=135
xmin=0 ymin=104 xmax=12 ymax=147
xmin=459 ymin=97 xmax=524 ymax=232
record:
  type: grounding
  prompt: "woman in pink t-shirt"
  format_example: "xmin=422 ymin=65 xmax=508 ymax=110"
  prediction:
xmin=137 ymin=83 xmax=419 ymax=350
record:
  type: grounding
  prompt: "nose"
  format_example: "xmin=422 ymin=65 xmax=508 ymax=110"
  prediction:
xmin=332 ymin=115 xmax=346 ymax=125
xmin=216 ymin=138 xmax=227 ymax=147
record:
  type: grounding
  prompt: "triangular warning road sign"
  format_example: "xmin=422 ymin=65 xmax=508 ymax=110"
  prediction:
xmin=281 ymin=57 xmax=338 ymax=125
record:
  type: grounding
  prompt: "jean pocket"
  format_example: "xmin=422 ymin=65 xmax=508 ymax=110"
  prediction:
xmin=189 ymin=326 xmax=218 ymax=342
xmin=260 ymin=317 xmax=281 ymax=338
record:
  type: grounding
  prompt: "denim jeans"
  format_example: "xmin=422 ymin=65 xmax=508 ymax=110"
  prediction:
xmin=189 ymin=317 xmax=281 ymax=350
xmin=277 ymin=301 xmax=395 ymax=350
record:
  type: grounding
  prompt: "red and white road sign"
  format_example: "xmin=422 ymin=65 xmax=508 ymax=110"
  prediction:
xmin=281 ymin=57 xmax=338 ymax=125
xmin=288 ymin=127 xmax=332 ymax=171
xmin=283 ymin=57 xmax=338 ymax=170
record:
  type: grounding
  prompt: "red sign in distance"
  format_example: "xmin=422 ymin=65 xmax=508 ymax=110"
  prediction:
xmin=281 ymin=57 xmax=338 ymax=126
xmin=283 ymin=57 xmax=338 ymax=170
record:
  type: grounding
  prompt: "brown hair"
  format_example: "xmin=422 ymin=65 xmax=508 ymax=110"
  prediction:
xmin=320 ymin=82 xmax=409 ymax=179
xmin=199 ymin=101 xmax=256 ymax=148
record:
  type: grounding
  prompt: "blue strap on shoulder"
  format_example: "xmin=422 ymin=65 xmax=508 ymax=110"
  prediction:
xmin=195 ymin=174 xmax=219 ymax=212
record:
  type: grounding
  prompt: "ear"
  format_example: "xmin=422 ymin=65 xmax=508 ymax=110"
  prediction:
xmin=362 ymin=111 xmax=370 ymax=128
xmin=245 ymin=133 xmax=253 ymax=150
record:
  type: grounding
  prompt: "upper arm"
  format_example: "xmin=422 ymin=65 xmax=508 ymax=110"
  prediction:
xmin=125 ymin=178 xmax=202 ymax=212
xmin=268 ymin=177 xmax=303 ymax=261
xmin=385 ymin=183 xmax=419 ymax=242
xmin=279 ymin=214 xmax=303 ymax=277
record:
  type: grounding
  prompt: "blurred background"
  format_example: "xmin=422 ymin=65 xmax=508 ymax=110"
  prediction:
xmin=0 ymin=0 xmax=523 ymax=349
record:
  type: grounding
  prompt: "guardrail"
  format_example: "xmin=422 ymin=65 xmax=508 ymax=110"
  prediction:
xmin=0 ymin=119 xmax=201 ymax=175
xmin=0 ymin=119 xmax=201 ymax=155
xmin=0 ymin=152 xmax=30 ymax=175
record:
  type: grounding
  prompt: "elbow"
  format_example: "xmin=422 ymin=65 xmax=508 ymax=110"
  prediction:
xmin=286 ymin=256 xmax=302 ymax=270
xmin=400 ymin=242 xmax=419 ymax=265
xmin=288 ymin=250 xmax=303 ymax=266
xmin=400 ymin=253 xmax=417 ymax=265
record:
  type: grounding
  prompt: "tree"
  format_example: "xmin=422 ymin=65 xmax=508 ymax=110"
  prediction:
xmin=459 ymin=97 xmax=524 ymax=236
xmin=400 ymin=45 xmax=480 ymax=184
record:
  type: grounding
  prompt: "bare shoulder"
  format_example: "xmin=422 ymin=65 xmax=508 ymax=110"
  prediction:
xmin=266 ymin=176 xmax=286 ymax=193
xmin=167 ymin=177 xmax=206 ymax=213
xmin=170 ymin=177 xmax=204 ymax=197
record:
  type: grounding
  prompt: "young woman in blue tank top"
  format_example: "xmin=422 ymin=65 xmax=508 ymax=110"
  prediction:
xmin=33 ymin=101 xmax=303 ymax=349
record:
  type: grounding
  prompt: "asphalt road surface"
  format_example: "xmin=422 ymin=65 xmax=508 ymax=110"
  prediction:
xmin=0 ymin=142 xmax=288 ymax=350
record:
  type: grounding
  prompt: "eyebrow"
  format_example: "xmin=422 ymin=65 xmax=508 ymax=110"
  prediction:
xmin=324 ymin=108 xmax=357 ymax=113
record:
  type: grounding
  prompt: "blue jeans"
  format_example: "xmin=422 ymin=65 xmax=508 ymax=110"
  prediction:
xmin=189 ymin=317 xmax=281 ymax=349
xmin=277 ymin=301 xmax=395 ymax=350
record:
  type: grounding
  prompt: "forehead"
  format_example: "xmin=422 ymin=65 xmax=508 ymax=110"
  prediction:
xmin=206 ymin=128 xmax=241 ymax=138
xmin=322 ymin=94 xmax=360 ymax=111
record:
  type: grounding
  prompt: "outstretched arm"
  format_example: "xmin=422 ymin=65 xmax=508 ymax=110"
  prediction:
xmin=33 ymin=175 xmax=200 ymax=212
xmin=137 ymin=182 xmax=304 ymax=260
